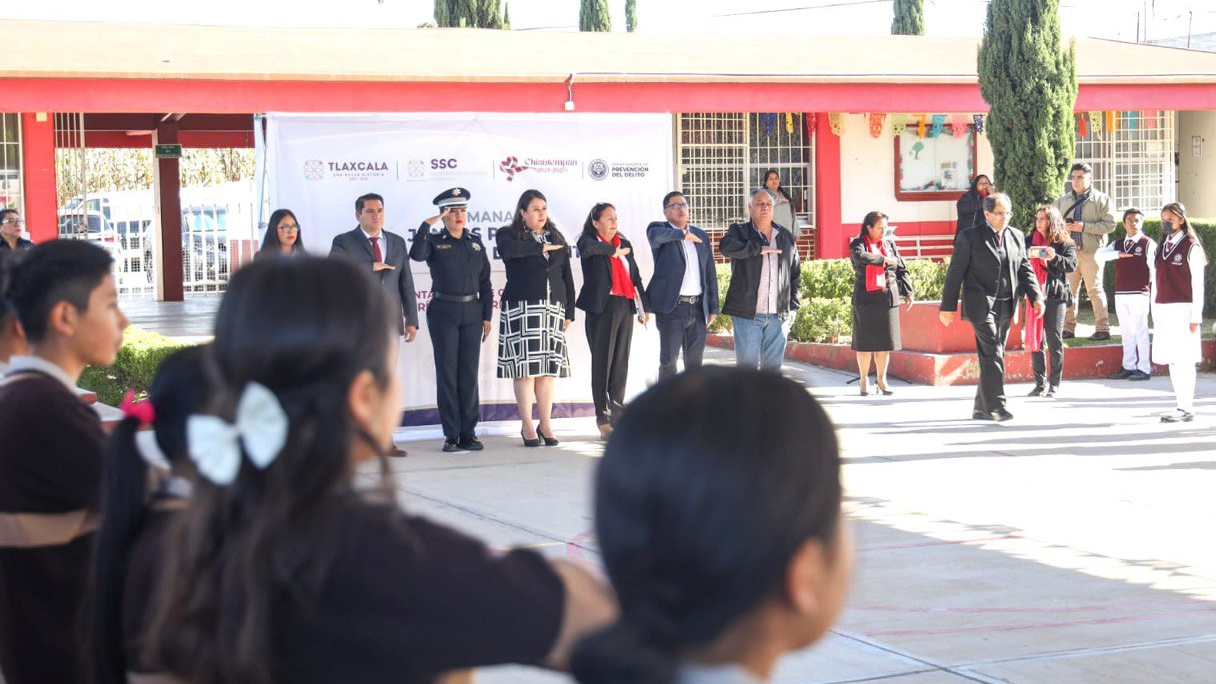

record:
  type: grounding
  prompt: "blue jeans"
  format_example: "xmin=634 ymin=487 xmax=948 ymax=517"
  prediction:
xmin=733 ymin=313 xmax=790 ymax=371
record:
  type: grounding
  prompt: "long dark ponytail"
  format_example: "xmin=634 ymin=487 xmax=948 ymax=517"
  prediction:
xmin=91 ymin=345 xmax=214 ymax=684
xmin=571 ymin=367 xmax=843 ymax=684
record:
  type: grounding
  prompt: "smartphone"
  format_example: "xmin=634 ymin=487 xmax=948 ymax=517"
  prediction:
xmin=1027 ymin=246 xmax=1049 ymax=259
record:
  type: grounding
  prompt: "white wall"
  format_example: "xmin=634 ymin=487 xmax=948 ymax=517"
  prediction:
xmin=1177 ymin=111 xmax=1216 ymax=218
xmin=838 ymin=116 xmax=995 ymax=232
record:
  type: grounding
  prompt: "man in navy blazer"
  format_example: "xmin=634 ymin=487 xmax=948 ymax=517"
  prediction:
xmin=646 ymin=191 xmax=720 ymax=379
xmin=330 ymin=192 xmax=419 ymax=342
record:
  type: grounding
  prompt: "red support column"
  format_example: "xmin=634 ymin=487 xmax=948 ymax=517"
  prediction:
xmin=154 ymin=122 xmax=184 ymax=302
xmin=20 ymin=114 xmax=58 ymax=243
xmin=814 ymin=114 xmax=845 ymax=260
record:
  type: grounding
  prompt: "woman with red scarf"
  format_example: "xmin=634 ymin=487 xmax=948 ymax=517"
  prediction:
xmin=576 ymin=203 xmax=650 ymax=439
xmin=1023 ymin=205 xmax=1077 ymax=397
xmin=849 ymin=212 xmax=913 ymax=396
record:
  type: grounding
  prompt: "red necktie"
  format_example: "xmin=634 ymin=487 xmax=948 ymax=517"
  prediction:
xmin=370 ymin=236 xmax=383 ymax=262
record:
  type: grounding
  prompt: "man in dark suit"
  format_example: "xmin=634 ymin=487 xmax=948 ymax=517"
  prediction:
xmin=330 ymin=193 xmax=419 ymax=341
xmin=330 ymin=192 xmax=418 ymax=456
xmin=940 ymin=192 xmax=1044 ymax=422
xmin=646 ymin=191 xmax=719 ymax=380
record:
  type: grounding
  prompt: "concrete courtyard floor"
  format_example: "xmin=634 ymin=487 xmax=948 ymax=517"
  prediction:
xmin=129 ymin=297 xmax=1216 ymax=683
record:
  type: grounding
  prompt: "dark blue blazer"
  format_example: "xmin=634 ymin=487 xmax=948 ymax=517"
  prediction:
xmin=329 ymin=227 xmax=419 ymax=332
xmin=645 ymin=221 xmax=719 ymax=319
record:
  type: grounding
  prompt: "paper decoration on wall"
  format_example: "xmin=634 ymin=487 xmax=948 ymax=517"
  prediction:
xmin=1105 ymin=111 xmax=1117 ymax=132
xmin=951 ymin=114 xmax=969 ymax=138
xmin=916 ymin=115 xmax=927 ymax=139
xmin=1126 ymin=110 xmax=1139 ymax=130
xmin=930 ymin=114 xmax=946 ymax=138
xmin=1143 ymin=110 xmax=1157 ymax=129
xmin=759 ymin=113 xmax=778 ymax=138
xmin=1088 ymin=110 xmax=1103 ymax=134
xmin=972 ymin=114 xmax=985 ymax=133
xmin=785 ymin=113 xmax=795 ymax=134
xmin=1077 ymin=113 xmax=1089 ymax=137
xmin=868 ymin=113 xmax=886 ymax=138
xmin=805 ymin=113 xmax=818 ymax=134
xmin=828 ymin=112 xmax=844 ymax=136
xmin=891 ymin=113 xmax=908 ymax=136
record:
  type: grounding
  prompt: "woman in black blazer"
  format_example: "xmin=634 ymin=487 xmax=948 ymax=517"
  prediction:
xmin=955 ymin=175 xmax=992 ymax=241
xmin=496 ymin=189 xmax=576 ymax=447
xmin=849 ymin=211 xmax=913 ymax=396
xmin=576 ymin=203 xmax=650 ymax=439
xmin=1024 ymin=204 xmax=1077 ymax=397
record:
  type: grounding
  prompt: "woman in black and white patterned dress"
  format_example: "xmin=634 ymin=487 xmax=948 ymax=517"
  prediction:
xmin=497 ymin=189 xmax=575 ymax=446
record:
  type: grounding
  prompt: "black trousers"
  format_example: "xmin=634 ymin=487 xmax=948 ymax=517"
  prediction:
xmin=655 ymin=300 xmax=707 ymax=380
xmin=585 ymin=296 xmax=634 ymax=426
xmin=427 ymin=299 xmax=484 ymax=439
xmin=1031 ymin=300 xmax=1066 ymax=389
xmin=970 ymin=298 xmax=1014 ymax=414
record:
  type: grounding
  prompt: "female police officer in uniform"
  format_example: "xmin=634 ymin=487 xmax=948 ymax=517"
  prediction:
xmin=411 ymin=187 xmax=494 ymax=453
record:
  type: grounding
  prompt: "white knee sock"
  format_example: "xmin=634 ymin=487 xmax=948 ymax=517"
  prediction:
xmin=1169 ymin=363 xmax=1197 ymax=412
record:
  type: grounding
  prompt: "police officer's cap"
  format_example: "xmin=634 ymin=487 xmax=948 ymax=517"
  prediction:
xmin=434 ymin=187 xmax=470 ymax=209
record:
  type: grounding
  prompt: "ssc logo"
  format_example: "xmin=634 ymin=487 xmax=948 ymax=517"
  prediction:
xmin=588 ymin=159 xmax=609 ymax=181
xmin=407 ymin=159 xmax=426 ymax=179
xmin=302 ymin=159 xmax=325 ymax=181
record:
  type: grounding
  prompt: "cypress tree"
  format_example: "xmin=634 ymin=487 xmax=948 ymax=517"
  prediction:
xmin=626 ymin=0 xmax=637 ymax=32
xmin=503 ymin=2 xmax=511 ymax=29
xmin=434 ymin=0 xmax=507 ymax=28
xmin=891 ymin=0 xmax=924 ymax=35
xmin=580 ymin=0 xmax=612 ymax=32
xmin=978 ymin=0 xmax=1077 ymax=229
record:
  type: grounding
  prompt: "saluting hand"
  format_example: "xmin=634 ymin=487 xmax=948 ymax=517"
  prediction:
xmin=482 ymin=320 xmax=492 ymax=342
xmin=373 ymin=262 xmax=395 ymax=272
xmin=684 ymin=230 xmax=702 ymax=244
xmin=614 ymin=247 xmax=631 ymax=258
xmin=543 ymin=244 xmax=564 ymax=253
xmin=761 ymin=247 xmax=782 ymax=255
xmin=425 ymin=207 xmax=451 ymax=226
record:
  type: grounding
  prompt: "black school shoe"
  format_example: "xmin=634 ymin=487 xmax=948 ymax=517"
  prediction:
xmin=972 ymin=409 xmax=995 ymax=421
xmin=1160 ymin=409 xmax=1194 ymax=423
xmin=459 ymin=436 xmax=484 ymax=451
xmin=991 ymin=408 xmax=1015 ymax=422
xmin=1129 ymin=370 xmax=1151 ymax=381
xmin=442 ymin=438 xmax=466 ymax=453
xmin=1090 ymin=331 xmax=1111 ymax=341
xmin=1108 ymin=368 xmax=1134 ymax=380
xmin=1062 ymin=331 xmax=1075 ymax=339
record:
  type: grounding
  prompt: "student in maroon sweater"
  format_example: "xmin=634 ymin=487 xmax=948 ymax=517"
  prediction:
xmin=0 ymin=240 xmax=128 ymax=684
xmin=1151 ymin=202 xmax=1208 ymax=423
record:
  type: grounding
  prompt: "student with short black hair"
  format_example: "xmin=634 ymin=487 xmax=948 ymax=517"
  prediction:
xmin=572 ymin=367 xmax=850 ymax=684
xmin=90 ymin=345 xmax=215 ymax=684
xmin=148 ymin=256 xmax=613 ymax=684
xmin=0 ymin=239 xmax=128 ymax=684
xmin=0 ymin=255 xmax=28 ymax=373
xmin=1096 ymin=208 xmax=1156 ymax=381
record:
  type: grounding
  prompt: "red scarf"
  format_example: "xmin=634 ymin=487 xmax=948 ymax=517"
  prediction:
xmin=601 ymin=233 xmax=637 ymax=300
xmin=863 ymin=235 xmax=888 ymax=293
xmin=1024 ymin=230 xmax=1049 ymax=352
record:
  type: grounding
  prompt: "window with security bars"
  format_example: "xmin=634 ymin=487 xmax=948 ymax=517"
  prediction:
xmin=0 ymin=114 xmax=22 ymax=212
xmin=676 ymin=113 xmax=815 ymax=257
xmin=1073 ymin=111 xmax=1175 ymax=214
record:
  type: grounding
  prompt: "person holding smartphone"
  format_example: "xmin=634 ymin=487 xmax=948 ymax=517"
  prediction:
xmin=1024 ymin=205 xmax=1077 ymax=397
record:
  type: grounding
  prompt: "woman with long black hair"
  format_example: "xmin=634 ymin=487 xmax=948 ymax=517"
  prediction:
xmin=255 ymin=208 xmax=306 ymax=259
xmin=762 ymin=169 xmax=798 ymax=240
xmin=496 ymin=189 xmax=576 ymax=446
xmin=955 ymin=174 xmax=992 ymax=240
xmin=1024 ymin=205 xmax=1077 ymax=398
xmin=572 ymin=367 xmax=850 ymax=684
xmin=1152 ymin=202 xmax=1207 ymax=422
xmin=145 ymin=256 xmax=612 ymax=684
xmin=849 ymin=211 xmax=913 ymax=396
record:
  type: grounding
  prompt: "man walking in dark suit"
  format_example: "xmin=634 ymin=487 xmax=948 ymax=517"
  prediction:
xmin=939 ymin=193 xmax=1044 ymax=422
xmin=646 ymin=191 xmax=719 ymax=380
xmin=330 ymin=192 xmax=418 ymax=456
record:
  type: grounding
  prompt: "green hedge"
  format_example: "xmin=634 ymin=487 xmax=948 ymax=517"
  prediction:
xmin=707 ymin=257 xmax=952 ymax=341
xmin=79 ymin=327 xmax=190 ymax=406
xmin=1098 ymin=217 xmax=1215 ymax=316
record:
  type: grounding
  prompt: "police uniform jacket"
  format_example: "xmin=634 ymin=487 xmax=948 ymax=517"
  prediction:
xmin=410 ymin=222 xmax=494 ymax=321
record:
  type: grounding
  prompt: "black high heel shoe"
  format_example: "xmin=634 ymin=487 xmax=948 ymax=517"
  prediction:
xmin=538 ymin=429 xmax=559 ymax=446
xmin=521 ymin=428 xmax=541 ymax=447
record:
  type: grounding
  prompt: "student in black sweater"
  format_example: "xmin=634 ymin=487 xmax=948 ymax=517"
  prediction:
xmin=0 ymin=240 xmax=128 ymax=684
xmin=147 ymin=256 xmax=614 ymax=684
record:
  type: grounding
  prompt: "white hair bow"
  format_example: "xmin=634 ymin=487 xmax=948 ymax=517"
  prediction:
xmin=186 ymin=382 xmax=289 ymax=485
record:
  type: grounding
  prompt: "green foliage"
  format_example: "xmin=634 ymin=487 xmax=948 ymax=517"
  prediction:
xmin=56 ymin=148 xmax=255 ymax=201
xmin=707 ymin=263 xmax=734 ymax=333
xmin=1100 ymin=218 xmax=1216 ymax=316
xmin=978 ymin=0 xmax=1077 ymax=229
xmin=580 ymin=0 xmax=612 ymax=31
xmin=625 ymin=0 xmax=637 ymax=32
xmin=435 ymin=0 xmax=507 ymax=28
xmin=904 ymin=257 xmax=951 ymax=301
xmin=891 ymin=0 xmax=924 ymax=35
xmin=800 ymin=258 xmax=855 ymax=300
xmin=790 ymin=298 xmax=853 ymax=343
xmin=503 ymin=2 xmax=511 ymax=28
xmin=78 ymin=327 xmax=189 ymax=407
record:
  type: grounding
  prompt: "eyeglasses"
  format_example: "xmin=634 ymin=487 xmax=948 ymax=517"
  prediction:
xmin=1068 ymin=174 xmax=1088 ymax=181
xmin=666 ymin=202 xmax=689 ymax=210
xmin=1 ymin=218 xmax=23 ymax=226
xmin=277 ymin=223 xmax=300 ymax=232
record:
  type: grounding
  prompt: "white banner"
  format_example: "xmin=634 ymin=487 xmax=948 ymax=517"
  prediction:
xmin=265 ymin=113 xmax=674 ymax=431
